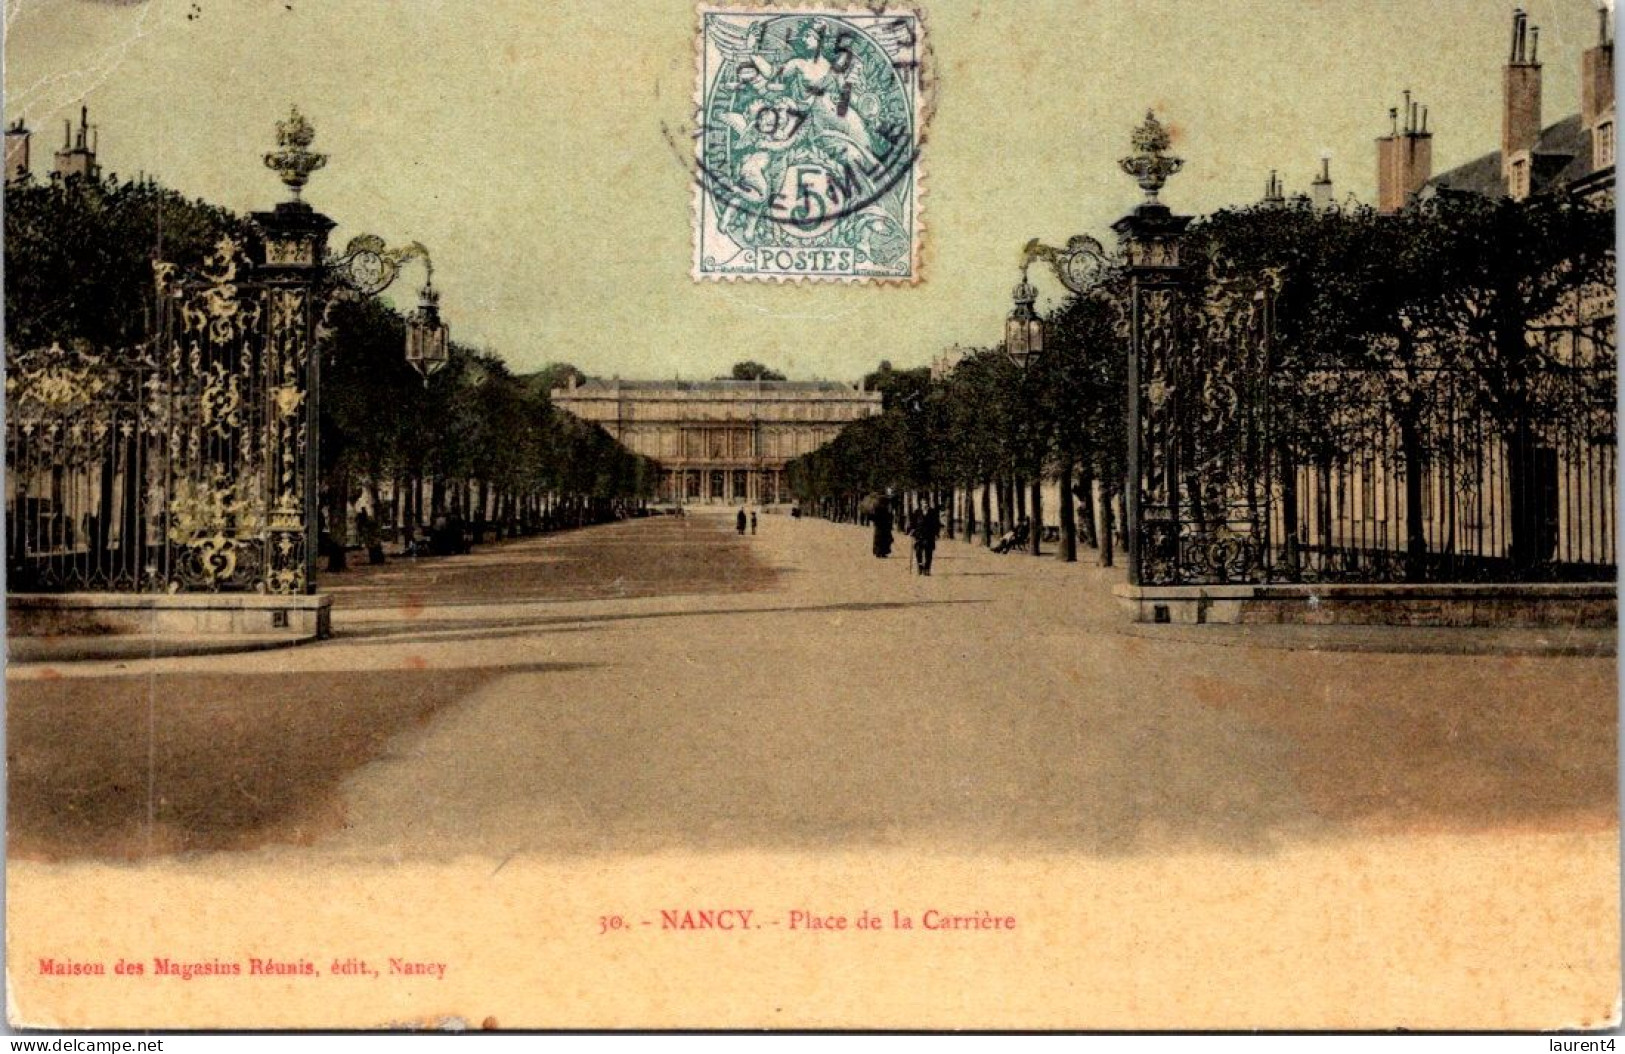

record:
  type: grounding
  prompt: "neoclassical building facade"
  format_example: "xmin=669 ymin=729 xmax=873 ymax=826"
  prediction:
xmin=551 ymin=377 xmax=882 ymax=506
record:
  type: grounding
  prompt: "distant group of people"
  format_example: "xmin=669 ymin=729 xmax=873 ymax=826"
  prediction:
xmin=870 ymin=498 xmax=942 ymax=575
xmin=736 ymin=509 xmax=757 ymax=535
xmin=400 ymin=510 xmax=475 ymax=558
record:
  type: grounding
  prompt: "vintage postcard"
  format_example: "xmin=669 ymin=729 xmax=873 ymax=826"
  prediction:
xmin=2 ymin=0 xmax=1619 ymax=1034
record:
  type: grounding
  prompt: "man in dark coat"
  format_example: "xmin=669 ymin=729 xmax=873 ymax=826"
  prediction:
xmin=872 ymin=498 xmax=894 ymax=558
xmin=736 ymin=508 xmax=747 ymax=534
xmin=911 ymin=503 xmax=943 ymax=575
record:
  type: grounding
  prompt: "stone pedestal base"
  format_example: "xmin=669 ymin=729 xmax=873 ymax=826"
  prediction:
xmin=8 ymin=592 xmax=332 ymax=641
xmin=1112 ymin=582 xmax=1617 ymax=627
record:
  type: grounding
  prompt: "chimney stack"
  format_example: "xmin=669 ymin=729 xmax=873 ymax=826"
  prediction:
xmin=1582 ymin=4 xmax=1615 ymax=170
xmin=1376 ymin=90 xmax=1433 ymax=214
xmin=5 ymin=119 xmax=30 ymax=184
xmin=1263 ymin=169 xmax=1285 ymax=206
xmin=1502 ymin=7 xmax=1543 ymax=187
xmin=1311 ymin=155 xmax=1334 ymax=209
xmin=52 ymin=104 xmax=100 ymax=182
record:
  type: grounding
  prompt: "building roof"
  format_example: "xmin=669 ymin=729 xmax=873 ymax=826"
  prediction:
xmin=563 ymin=378 xmax=864 ymax=394
xmin=1427 ymin=113 xmax=1594 ymax=198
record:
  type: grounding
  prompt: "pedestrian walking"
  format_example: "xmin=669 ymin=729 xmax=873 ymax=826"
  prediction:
xmin=736 ymin=508 xmax=747 ymax=535
xmin=750 ymin=511 xmax=758 ymax=535
xmin=872 ymin=497 xmax=894 ymax=558
xmin=910 ymin=503 xmax=943 ymax=575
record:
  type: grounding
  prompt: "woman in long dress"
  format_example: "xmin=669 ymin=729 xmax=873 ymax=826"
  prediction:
xmin=872 ymin=498 xmax=894 ymax=558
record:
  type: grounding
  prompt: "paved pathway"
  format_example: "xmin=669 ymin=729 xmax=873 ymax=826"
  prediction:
xmin=6 ymin=511 xmax=1617 ymax=1029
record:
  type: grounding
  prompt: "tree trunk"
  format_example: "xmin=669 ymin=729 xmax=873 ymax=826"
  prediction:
xmin=120 ymin=429 xmax=143 ymax=579
xmin=1399 ymin=413 xmax=1427 ymax=581
xmin=390 ymin=472 xmax=403 ymax=545
xmin=981 ymin=480 xmax=993 ymax=548
xmin=96 ymin=439 xmax=115 ymax=569
xmin=1098 ymin=485 xmax=1115 ymax=568
xmin=1506 ymin=414 xmax=1555 ymax=575
xmin=1278 ymin=444 xmax=1300 ymax=578
xmin=1028 ymin=476 xmax=1043 ymax=556
xmin=1077 ymin=465 xmax=1098 ymax=549
xmin=1317 ymin=455 xmax=1333 ymax=568
xmin=1058 ymin=459 xmax=1076 ymax=562
xmin=1183 ymin=471 xmax=1205 ymax=535
xmin=326 ymin=467 xmax=349 ymax=572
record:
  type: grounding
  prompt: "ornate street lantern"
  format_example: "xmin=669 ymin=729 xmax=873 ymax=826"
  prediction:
xmin=1003 ymin=266 xmax=1049 ymax=555
xmin=329 ymin=237 xmax=448 ymax=382
xmin=405 ymin=276 xmax=450 ymax=382
xmin=1004 ymin=267 xmax=1044 ymax=370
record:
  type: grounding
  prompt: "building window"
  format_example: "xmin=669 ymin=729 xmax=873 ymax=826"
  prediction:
xmin=1510 ymin=157 xmax=1530 ymax=200
xmin=1597 ymin=120 xmax=1615 ymax=170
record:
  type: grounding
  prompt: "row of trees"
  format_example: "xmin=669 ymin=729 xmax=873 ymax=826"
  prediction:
xmin=785 ymin=303 xmax=1129 ymax=565
xmin=787 ymin=190 xmax=1616 ymax=577
xmin=4 ymin=173 xmax=660 ymax=570
xmin=1182 ymin=190 xmax=1614 ymax=576
xmin=785 ymin=285 xmax=1131 ymax=564
xmin=319 ymin=293 xmax=659 ymax=563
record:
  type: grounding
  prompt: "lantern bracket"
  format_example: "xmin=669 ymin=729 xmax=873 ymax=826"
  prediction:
xmin=1022 ymin=235 xmax=1115 ymax=295
xmin=329 ymin=234 xmax=433 ymax=297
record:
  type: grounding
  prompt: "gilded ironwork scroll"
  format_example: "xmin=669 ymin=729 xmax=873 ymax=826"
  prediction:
xmin=6 ymin=235 xmax=317 ymax=596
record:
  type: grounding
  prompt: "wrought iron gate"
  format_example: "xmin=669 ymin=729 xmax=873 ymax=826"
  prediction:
xmin=1125 ymin=273 xmax=1617 ymax=587
xmin=6 ymin=341 xmax=159 ymax=591
xmin=6 ymin=236 xmax=319 ymax=595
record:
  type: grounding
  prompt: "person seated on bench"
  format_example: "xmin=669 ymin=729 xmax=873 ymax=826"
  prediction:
xmin=993 ymin=517 xmax=1030 ymax=554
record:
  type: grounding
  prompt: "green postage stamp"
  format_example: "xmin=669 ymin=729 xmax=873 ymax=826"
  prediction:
xmin=693 ymin=5 xmax=927 ymax=282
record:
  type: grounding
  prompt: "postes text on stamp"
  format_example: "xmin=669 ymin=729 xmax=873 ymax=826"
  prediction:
xmin=693 ymin=5 xmax=925 ymax=283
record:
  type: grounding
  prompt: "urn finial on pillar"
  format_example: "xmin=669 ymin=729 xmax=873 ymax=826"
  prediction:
xmin=1118 ymin=110 xmax=1185 ymax=206
xmin=263 ymin=105 xmax=328 ymax=202
xmin=254 ymin=105 xmax=336 ymax=271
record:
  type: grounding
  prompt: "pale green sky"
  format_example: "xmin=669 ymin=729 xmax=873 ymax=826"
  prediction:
xmin=3 ymin=0 xmax=1607 ymax=379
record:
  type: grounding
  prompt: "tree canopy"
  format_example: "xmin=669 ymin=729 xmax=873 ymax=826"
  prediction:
xmin=789 ymin=190 xmax=1615 ymax=576
xmin=722 ymin=360 xmax=787 ymax=381
xmin=4 ymin=173 xmax=659 ymax=536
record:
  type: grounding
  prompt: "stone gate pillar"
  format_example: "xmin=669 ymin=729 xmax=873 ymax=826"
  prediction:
xmin=253 ymin=107 xmax=336 ymax=595
xmin=1112 ymin=111 xmax=1191 ymax=589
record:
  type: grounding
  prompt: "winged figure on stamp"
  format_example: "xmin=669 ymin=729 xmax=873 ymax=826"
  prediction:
xmin=707 ymin=14 xmax=909 ymax=250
